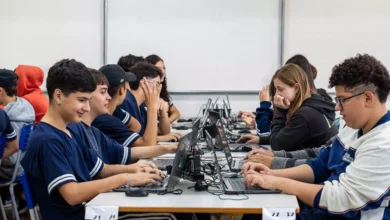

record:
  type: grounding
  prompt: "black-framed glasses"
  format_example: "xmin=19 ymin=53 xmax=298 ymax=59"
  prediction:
xmin=335 ymin=92 xmax=365 ymax=109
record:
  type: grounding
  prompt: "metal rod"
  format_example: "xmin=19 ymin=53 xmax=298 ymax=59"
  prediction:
xmin=278 ymin=0 xmax=286 ymax=67
xmin=103 ymin=0 xmax=108 ymax=65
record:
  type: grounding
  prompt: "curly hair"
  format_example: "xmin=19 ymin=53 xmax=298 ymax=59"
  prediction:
xmin=145 ymin=54 xmax=171 ymax=103
xmin=46 ymin=59 xmax=96 ymax=101
xmin=329 ymin=54 xmax=390 ymax=103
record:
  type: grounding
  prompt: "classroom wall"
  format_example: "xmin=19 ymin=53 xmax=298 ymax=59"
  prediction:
xmin=2 ymin=0 xmax=390 ymax=120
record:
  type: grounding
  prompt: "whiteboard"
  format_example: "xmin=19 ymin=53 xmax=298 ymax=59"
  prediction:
xmin=107 ymin=0 xmax=280 ymax=92
xmin=0 ymin=0 xmax=103 ymax=90
xmin=284 ymin=0 xmax=390 ymax=92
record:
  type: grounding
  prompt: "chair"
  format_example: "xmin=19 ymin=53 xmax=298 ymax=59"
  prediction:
xmin=21 ymin=171 xmax=39 ymax=220
xmin=0 ymin=124 xmax=37 ymax=220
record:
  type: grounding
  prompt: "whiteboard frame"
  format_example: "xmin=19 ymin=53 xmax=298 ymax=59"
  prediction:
xmin=102 ymin=0 xmax=285 ymax=94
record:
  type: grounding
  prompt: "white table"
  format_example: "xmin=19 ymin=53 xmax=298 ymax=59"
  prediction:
xmin=86 ymin=179 xmax=299 ymax=214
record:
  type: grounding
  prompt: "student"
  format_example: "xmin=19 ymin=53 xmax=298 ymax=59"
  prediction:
xmin=146 ymin=54 xmax=181 ymax=123
xmin=253 ymin=85 xmax=273 ymax=134
xmin=68 ymin=68 xmax=178 ymax=164
xmin=14 ymin=65 xmax=49 ymax=123
xmin=92 ymin=64 xmax=161 ymax=147
xmin=0 ymin=69 xmax=35 ymax=180
xmin=285 ymin=54 xmax=332 ymax=102
xmin=241 ymin=54 xmax=390 ymax=220
xmin=21 ymin=59 xmax=163 ymax=220
xmin=239 ymin=63 xmax=338 ymax=151
xmin=118 ymin=55 xmax=180 ymax=142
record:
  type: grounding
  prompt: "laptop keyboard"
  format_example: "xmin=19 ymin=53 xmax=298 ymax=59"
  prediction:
xmin=227 ymin=178 xmax=246 ymax=191
xmin=113 ymin=176 xmax=169 ymax=192
xmin=153 ymin=159 xmax=174 ymax=169
xmin=138 ymin=176 xmax=169 ymax=190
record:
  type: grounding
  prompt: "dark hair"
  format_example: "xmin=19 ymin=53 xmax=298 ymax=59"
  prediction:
xmin=89 ymin=68 xmax=109 ymax=86
xmin=329 ymin=54 xmax=390 ymax=103
xmin=145 ymin=54 xmax=163 ymax=65
xmin=146 ymin=54 xmax=171 ymax=103
xmin=117 ymin=54 xmax=145 ymax=72
xmin=3 ymin=86 xmax=17 ymax=97
xmin=129 ymin=63 xmax=163 ymax=90
xmin=285 ymin=54 xmax=317 ymax=92
xmin=311 ymin=64 xmax=317 ymax=80
xmin=108 ymin=83 xmax=125 ymax=98
xmin=46 ymin=59 xmax=96 ymax=101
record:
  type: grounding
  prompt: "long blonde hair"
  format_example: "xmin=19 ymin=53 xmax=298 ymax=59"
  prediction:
xmin=270 ymin=63 xmax=311 ymax=118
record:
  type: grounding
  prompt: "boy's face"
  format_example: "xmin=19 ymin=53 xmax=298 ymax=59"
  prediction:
xmin=0 ymin=87 xmax=4 ymax=105
xmin=90 ymin=84 xmax=111 ymax=116
xmin=335 ymin=85 xmax=367 ymax=129
xmin=58 ymin=91 xmax=92 ymax=123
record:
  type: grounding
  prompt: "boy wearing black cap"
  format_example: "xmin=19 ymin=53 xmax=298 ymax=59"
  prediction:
xmin=92 ymin=64 xmax=161 ymax=147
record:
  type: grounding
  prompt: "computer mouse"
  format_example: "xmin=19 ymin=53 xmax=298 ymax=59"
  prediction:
xmin=187 ymin=118 xmax=193 ymax=122
xmin=125 ymin=189 xmax=149 ymax=197
xmin=238 ymin=129 xmax=251 ymax=134
xmin=175 ymin=126 xmax=188 ymax=130
xmin=222 ymin=172 xmax=240 ymax=178
xmin=177 ymin=119 xmax=187 ymax=123
xmin=169 ymin=139 xmax=178 ymax=142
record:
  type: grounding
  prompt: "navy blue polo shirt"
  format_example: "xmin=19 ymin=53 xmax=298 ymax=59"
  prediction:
xmin=67 ymin=122 xmax=131 ymax=165
xmin=21 ymin=122 xmax=104 ymax=220
xmin=119 ymin=90 xmax=147 ymax=136
xmin=92 ymin=113 xmax=140 ymax=147
xmin=112 ymin=107 xmax=131 ymax=125
xmin=0 ymin=109 xmax=17 ymax=142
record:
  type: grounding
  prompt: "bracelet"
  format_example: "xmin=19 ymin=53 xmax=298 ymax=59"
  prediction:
xmin=126 ymin=174 xmax=131 ymax=188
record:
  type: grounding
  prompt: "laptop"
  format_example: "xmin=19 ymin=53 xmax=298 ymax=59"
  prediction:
xmin=215 ymin=120 xmax=249 ymax=172
xmin=153 ymin=129 xmax=196 ymax=170
xmin=210 ymin=142 xmax=281 ymax=195
xmin=114 ymin=132 xmax=193 ymax=193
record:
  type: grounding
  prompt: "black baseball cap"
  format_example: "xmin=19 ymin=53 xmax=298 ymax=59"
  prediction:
xmin=0 ymin=69 xmax=18 ymax=87
xmin=98 ymin=64 xmax=136 ymax=87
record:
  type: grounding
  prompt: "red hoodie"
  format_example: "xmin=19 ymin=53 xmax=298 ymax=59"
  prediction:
xmin=15 ymin=65 xmax=49 ymax=123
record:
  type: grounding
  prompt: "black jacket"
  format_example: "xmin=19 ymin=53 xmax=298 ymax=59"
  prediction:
xmin=262 ymin=94 xmax=338 ymax=151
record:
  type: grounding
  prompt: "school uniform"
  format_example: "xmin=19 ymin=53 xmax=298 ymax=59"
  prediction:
xmin=67 ymin=122 xmax=131 ymax=165
xmin=92 ymin=113 xmax=140 ymax=147
xmin=119 ymin=90 xmax=147 ymax=136
xmin=112 ymin=107 xmax=131 ymax=125
xmin=21 ymin=122 xmax=104 ymax=220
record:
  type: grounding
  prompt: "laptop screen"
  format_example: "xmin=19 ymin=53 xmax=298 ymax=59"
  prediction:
xmin=216 ymin=120 xmax=234 ymax=168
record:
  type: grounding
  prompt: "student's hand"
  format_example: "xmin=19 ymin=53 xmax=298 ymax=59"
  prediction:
xmin=259 ymin=85 xmax=271 ymax=102
xmin=244 ymin=148 xmax=274 ymax=159
xmin=237 ymin=135 xmax=260 ymax=144
xmin=240 ymin=161 xmax=272 ymax=175
xmin=158 ymin=132 xmax=181 ymax=142
xmin=141 ymin=77 xmax=161 ymax=111
xmin=242 ymin=115 xmax=255 ymax=128
xmin=273 ymin=95 xmax=290 ymax=109
xmin=248 ymin=154 xmax=274 ymax=168
xmin=244 ymin=171 xmax=280 ymax=190
xmin=162 ymin=143 xmax=179 ymax=154
xmin=238 ymin=111 xmax=255 ymax=118
xmin=128 ymin=161 xmax=158 ymax=173
xmin=127 ymin=172 xmax=163 ymax=186
xmin=159 ymin=99 xmax=169 ymax=115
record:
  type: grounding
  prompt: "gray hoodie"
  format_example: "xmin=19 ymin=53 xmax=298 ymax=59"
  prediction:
xmin=1 ymin=97 xmax=35 ymax=180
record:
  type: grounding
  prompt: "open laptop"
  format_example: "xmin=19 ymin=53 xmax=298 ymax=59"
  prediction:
xmin=114 ymin=132 xmax=193 ymax=193
xmin=153 ymin=126 xmax=197 ymax=170
xmin=215 ymin=120 xmax=249 ymax=172
xmin=210 ymin=142 xmax=281 ymax=195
